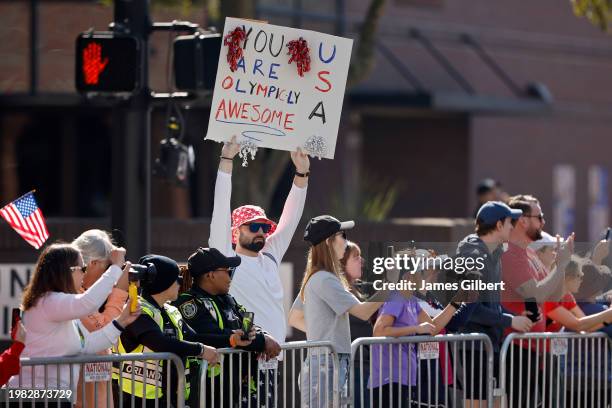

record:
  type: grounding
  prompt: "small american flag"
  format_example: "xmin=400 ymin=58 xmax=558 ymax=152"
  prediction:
xmin=0 ymin=191 xmax=49 ymax=249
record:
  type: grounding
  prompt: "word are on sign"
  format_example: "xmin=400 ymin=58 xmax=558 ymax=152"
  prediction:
xmin=205 ymin=17 xmax=353 ymax=160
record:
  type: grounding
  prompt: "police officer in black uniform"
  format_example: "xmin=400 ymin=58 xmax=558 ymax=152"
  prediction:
xmin=174 ymin=247 xmax=281 ymax=408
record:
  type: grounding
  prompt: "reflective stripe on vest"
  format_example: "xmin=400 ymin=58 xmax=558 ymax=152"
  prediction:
xmin=185 ymin=295 xmax=225 ymax=379
xmin=207 ymin=299 xmax=223 ymax=378
xmin=115 ymin=298 xmax=190 ymax=399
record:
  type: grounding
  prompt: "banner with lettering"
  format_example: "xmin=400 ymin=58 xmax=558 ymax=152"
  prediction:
xmin=0 ymin=264 xmax=32 ymax=340
xmin=206 ymin=17 xmax=353 ymax=160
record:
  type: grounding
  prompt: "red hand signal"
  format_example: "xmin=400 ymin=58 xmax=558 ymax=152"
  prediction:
xmin=82 ymin=42 xmax=109 ymax=85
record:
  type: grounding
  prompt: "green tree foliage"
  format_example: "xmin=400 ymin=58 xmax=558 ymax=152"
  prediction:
xmin=571 ymin=0 xmax=612 ymax=31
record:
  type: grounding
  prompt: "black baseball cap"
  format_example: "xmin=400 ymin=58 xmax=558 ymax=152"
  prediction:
xmin=187 ymin=247 xmax=241 ymax=278
xmin=476 ymin=201 xmax=522 ymax=224
xmin=138 ymin=254 xmax=179 ymax=295
xmin=304 ymin=215 xmax=355 ymax=246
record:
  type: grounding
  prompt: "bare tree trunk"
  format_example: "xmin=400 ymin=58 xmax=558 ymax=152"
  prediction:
xmin=347 ymin=0 xmax=387 ymax=88
xmin=0 ymin=114 xmax=27 ymax=203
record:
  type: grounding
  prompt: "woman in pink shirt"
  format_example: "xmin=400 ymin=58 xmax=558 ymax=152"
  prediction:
xmin=7 ymin=243 xmax=139 ymax=407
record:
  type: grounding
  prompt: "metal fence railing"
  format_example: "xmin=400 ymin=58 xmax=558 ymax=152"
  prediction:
xmin=3 ymin=352 xmax=186 ymax=408
xmin=350 ymin=333 xmax=495 ymax=408
xmin=201 ymin=340 xmax=340 ymax=408
xmin=499 ymin=332 xmax=612 ymax=408
xmin=4 ymin=333 xmax=612 ymax=407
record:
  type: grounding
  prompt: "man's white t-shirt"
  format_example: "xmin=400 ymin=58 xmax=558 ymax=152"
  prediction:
xmin=209 ymin=171 xmax=307 ymax=343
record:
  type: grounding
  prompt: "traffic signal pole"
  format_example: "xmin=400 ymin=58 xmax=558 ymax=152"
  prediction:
xmin=107 ymin=1 xmax=201 ymax=258
xmin=111 ymin=0 xmax=151 ymax=258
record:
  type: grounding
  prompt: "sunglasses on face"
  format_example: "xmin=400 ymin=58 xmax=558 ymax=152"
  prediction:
xmin=246 ymin=222 xmax=272 ymax=234
xmin=214 ymin=267 xmax=235 ymax=279
xmin=525 ymin=213 xmax=545 ymax=222
xmin=70 ymin=265 xmax=87 ymax=274
xmin=336 ymin=231 xmax=347 ymax=240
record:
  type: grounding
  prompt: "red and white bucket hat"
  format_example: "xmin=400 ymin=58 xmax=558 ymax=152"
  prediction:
xmin=231 ymin=205 xmax=277 ymax=244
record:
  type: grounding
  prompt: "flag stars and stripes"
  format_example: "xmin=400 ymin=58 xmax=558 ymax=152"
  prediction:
xmin=0 ymin=191 xmax=49 ymax=250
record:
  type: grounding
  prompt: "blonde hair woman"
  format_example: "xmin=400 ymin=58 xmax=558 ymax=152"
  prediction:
xmin=289 ymin=215 xmax=383 ymax=407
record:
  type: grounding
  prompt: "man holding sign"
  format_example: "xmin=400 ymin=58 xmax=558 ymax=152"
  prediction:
xmin=209 ymin=136 xmax=310 ymax=344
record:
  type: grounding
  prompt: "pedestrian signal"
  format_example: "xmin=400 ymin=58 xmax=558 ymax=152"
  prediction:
xmin=75 ymin=33 xmax=141 ymax=93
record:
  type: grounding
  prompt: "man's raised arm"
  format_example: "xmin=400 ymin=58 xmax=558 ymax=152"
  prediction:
xmin=264 ymin=148 xmax=310 ymax=262
xmin=209 ymin=136 xmax=240 ymax=256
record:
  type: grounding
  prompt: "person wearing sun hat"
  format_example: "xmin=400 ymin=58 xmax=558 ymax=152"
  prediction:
xmin=288 ymin=215 xmax=384 ymax=406
xmin=208 ymin=135 xmax=310 ymax=344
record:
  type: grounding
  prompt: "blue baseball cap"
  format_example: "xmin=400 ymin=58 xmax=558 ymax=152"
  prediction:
xmin=476 ymin=201 xmax=522 ymax=224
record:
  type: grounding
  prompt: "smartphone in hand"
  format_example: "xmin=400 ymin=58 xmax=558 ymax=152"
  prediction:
xmin=11 ymin=308 xmax=21 ymax=338
xmin=524 ymin=298 xmax=540 ymax=322
xmin=241 ymin=312 xmax=254 ymax=340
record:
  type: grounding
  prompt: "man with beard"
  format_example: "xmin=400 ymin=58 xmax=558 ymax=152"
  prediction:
xmin=209 ymin=136 xmax=310 ymax=344
xmin=501 ymin=194 xmax=574 ymax=408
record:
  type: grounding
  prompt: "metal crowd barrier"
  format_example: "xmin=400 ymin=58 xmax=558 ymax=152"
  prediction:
xmin=201 ymin=340 xmax=340 ymax=408
xmin=350 ymin=333 xmax=495 ymax=408
xmin=499 ymin=332 xmax=612 ymax=408
xmin=4 ymin=352 xmax=186 ymax=408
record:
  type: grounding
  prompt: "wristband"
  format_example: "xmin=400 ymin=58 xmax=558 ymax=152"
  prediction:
xmin=112 ymin=320 xmax=125 ymax=332
xmin=229 ymin=335 xmax=237 ymax=348
xmin=450 ymin=301 xmax=461 ymax=310
xmin=295 ymin=171 xmax=310 ymax=178
xmin=220 ymin=156 xmax=234 ymax=161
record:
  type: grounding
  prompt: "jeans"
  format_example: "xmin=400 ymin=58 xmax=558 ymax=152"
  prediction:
xmin=300 ymin=350 xmax=350 ymax=407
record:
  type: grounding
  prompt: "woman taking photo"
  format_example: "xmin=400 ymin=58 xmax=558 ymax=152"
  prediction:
xmin=289 ymin=215 xmax=384 ymax=407
xmin=7 ymin=243 xmax=140 ymax=407
xmin=72 ymin=229 xmax=131 ymax=408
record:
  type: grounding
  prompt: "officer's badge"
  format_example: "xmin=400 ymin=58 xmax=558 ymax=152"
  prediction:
xmin=203 ymin=299 xmax=217 ymax=321
xmin=180 ymin=300 xmax=197 ymax=319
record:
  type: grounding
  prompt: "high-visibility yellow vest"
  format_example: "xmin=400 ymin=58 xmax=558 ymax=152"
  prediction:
xmin=114 ymin=298 xmax=191 ymax=400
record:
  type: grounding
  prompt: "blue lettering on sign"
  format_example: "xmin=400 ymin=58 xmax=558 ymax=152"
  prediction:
xmin=268 ymin=63 xmax=280 ymax=80
xmin=253 ymin=59 xmax=265 ymax=76
xmin=236 ymin=57 xmax=246 ymax=73
xmin=235 ymin=79 xmax=246 ymax=93
xmin=318 ymin=43 xmax=336 ymax=64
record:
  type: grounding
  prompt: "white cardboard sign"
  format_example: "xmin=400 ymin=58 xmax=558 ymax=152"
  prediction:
xmin=418 ymin=342 xmax=440 ymax=360
xmin=84 ymin=362 xmax=112 ymax=382
xmin=206 ymin=17 xmax=353 ymax=159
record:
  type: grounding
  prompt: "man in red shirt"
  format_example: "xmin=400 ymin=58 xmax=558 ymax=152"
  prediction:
xmin=501 ymin=194 xmax=574 ymax=408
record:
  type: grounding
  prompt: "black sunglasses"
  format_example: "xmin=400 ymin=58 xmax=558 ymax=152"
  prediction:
xmin=70 ymin=265 xmax=87 ymax=273
xmin=246 ymin=222 xmax=272 ymax=234
xmin=524 ymin=213 xmax=545 ymax=222
xmin=214 ymin=267 xmax=235 ymax=279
